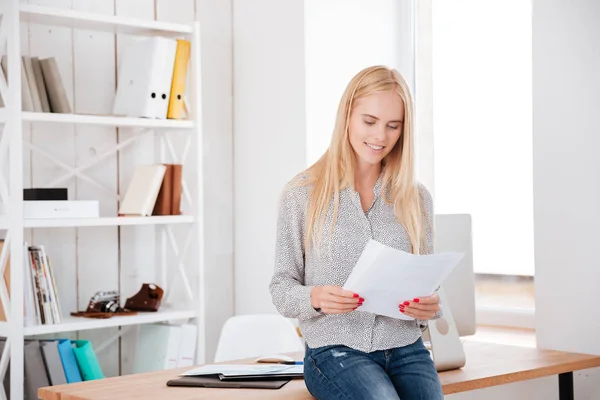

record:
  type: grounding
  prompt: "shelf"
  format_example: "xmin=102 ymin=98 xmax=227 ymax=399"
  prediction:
xmin=22 ymin=112 xmax=194 ymax=129
xmin=20 ymin=4 xmax=193 ymax=36
xmin=10 ymin=309 xmax=196 ymax=336
xmin=20 ymin=215 xmax=194 ymax=228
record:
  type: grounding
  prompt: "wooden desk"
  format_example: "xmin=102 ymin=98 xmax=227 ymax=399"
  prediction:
xmin=38 ymin=341 xmax=600 ymax=400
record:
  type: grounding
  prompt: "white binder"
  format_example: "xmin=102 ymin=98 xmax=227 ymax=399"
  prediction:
xmin=133 ymin=324 xmax=183 ymax=372
xmin=113 ymin=37 xmax=177 ymax=119
xmin=176 ymin=324 xmax=198 ymax=368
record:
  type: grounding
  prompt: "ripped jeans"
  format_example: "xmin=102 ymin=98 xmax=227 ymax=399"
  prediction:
xmin=303 ymin=338 xmax=444 ymax=400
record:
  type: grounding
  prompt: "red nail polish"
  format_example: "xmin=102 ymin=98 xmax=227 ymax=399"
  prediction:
xmin=403 ymin=301 xmax=410 ymax=306
xmin=400 ymin=309 xmax=405 ymax=313
xmin=357 ymin=303 xmax=363 ymax=307
xmin=353 ymin=294 xmax=359 ymax=298
xmin=359 ymin=297 xmax=365 ymax=302
xmin=413 ymin=298 xmax=420 ymax=303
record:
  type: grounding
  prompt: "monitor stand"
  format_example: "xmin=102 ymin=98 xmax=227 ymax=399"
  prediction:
xmin=422 ymin=286 xmax=466 ymax=372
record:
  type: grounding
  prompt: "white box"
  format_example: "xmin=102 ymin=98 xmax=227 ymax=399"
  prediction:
xmin=23 ymin=201 xmax=99 ymax=219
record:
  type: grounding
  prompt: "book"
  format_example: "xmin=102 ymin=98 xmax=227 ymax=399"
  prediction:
xmin=39 ymin=57 xmax=71 ymax=113
xmin=119 ymin=165 xmax=167 ymax=216
xmin=152 ymin=164 xmax=182 ymax=216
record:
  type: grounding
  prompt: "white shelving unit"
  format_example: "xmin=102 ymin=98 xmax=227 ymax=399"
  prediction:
xmin=0 ymin=2 xmax=205 ymax=399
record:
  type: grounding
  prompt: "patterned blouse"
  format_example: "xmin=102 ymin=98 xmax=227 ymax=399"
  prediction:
xmin=269 ymin=173 xmax=439 ymax=353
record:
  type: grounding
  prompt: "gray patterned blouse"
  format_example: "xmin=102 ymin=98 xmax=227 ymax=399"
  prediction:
xmin=269 ymin=173 xmax=439 ymax=353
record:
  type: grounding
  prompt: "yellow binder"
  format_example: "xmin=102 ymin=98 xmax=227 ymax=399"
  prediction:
xmin=167 ymin=39 xmax=191 ymax=119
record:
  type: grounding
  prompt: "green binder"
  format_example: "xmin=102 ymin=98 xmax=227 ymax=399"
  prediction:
xmin=71 ymin=340 xmax=104 ymax=380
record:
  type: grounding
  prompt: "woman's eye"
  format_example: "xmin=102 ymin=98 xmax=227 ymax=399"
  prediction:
xmin=364 ymin=120 xmax=375 ymax=125
xmin=388 ymin=125 xmax=399 ymax=130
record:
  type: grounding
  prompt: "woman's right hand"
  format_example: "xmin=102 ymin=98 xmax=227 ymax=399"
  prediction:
xmin=310 ymin=286 xmax=364 ymax=314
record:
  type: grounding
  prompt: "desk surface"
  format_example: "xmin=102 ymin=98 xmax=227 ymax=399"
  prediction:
xmin=38 ymin=341 xmax=600 ymax=400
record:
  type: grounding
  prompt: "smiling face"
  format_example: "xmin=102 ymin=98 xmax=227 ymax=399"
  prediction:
xmin=348 ymin=90 xmax=405 ymax=167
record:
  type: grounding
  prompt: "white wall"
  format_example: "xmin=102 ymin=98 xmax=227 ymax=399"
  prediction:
xmin=532 ymin=0 xmax=600 ymax=397
xmin=304 ymin=0 xmax=414 ymax=166
xmin=233 ymin=0 xmax=416 ymax=316
xmin=233 ymin=0 xmax=307 ymax=315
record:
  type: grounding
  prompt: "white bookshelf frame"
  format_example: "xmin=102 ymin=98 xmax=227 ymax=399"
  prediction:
xmin=0 ymin=2 xmax=205 ymax=399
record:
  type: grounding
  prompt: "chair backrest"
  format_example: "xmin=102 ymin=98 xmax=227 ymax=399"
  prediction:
xmin=213 ymin=314 xmax=304 ymax=363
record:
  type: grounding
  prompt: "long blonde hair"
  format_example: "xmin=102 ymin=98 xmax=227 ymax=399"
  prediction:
xmin=296 ymin=65 xmax=427 ymax=254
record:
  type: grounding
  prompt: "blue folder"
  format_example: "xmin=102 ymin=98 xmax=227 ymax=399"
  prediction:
xmin=57 ymin=339 xmax=82 ymax=383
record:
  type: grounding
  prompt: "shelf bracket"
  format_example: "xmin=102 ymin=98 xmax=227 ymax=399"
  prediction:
xmin=94 ymin=326 xmax=134 ymax=354
xmin=23 ymin=140 xmax=117 ymax=199
xmin=0 ymin=338 xmax=10 ymax=400
xmin=163 ymin=225 xmax=194 ymax=305
xmin=44 ymin=129 xmax=152 ymax=190
xmin=0 ymin=16 xmax=8 ymax=102
xmin=0 ymin=129 xmax=10 ymax=208
xmin=0 ymin=233 xmax=10 ymax=324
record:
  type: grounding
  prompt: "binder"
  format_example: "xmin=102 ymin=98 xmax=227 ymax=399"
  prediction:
xmin=113 ymin=37 xmax=177 ymax=119
xmin=167 ymin=39 xmax=191 ymax=119
xmin=176 ymin=323 xmax=197 ymax=368
xmin=119 ymin=164 xmax=167 ymax=216
xmin=57 ymin=339 xmax=83 ymax=383
xmin=71 ymin=340 xmax=104 ymax=381
xmin=39 ymin=340 xmax=68 ymax=385
xmin=166 ymin=376 xmax=291 ymax=389
xmin=133 ymin=324 xmax=182 ymax=373
xmin=24 ymin=340 xmax=50 ymax=400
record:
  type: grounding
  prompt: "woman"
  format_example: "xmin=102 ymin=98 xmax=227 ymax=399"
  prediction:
xmin=269 ymin=66 xmax=444 ymax=400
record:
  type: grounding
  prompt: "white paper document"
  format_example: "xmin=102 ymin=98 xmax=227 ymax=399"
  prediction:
xmin=181 ymin=364 xmax=303 ymax=377
xmin=343 ymin=239 xmax=464 ymax=320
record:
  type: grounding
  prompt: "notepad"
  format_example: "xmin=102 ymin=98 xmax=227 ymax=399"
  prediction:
xmin=343 ymin=239 xmax=464 ymax=320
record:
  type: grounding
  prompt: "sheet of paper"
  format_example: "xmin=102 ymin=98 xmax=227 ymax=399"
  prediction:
xmin=343 ymin=239 xmax=464 ymax=320
xmin=181 ymin=364 xmax=302 ymax=377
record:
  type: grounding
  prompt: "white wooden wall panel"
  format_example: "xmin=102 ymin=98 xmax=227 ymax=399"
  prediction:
xmin=195 ymin=0 xmax=234 ymax=363
xmin=71 ymin=0 xmax=120 ymax=378
xmin=114 ymin=0 xmax=158 ymax=376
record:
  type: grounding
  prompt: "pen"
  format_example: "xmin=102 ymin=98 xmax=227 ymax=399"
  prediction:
xmin=280 ymin=361 xmax=303 ymax=365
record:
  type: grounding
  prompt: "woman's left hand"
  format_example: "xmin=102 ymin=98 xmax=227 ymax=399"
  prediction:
xmin=399 ymin=294 xmax=440 ymax=320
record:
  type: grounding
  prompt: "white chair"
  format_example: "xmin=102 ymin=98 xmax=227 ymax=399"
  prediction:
xmin=213 ymin=314 xmax=304 ymax=363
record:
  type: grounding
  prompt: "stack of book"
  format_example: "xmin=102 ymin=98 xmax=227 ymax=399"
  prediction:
xmin=0 ymin=241 xmax=62 ymax=327
xmin=119 ymin=164 xmax=183 ymax=217
xmin=0 ymin=55 xmax=71 ymax=113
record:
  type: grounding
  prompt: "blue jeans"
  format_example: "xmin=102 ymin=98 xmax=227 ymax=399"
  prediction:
xmin=304 ymin=338 xmax=444 ymax=400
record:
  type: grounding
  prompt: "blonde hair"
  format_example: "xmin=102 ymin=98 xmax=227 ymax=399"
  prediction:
xmin=293 ymin=65 xmax=428 ymax=254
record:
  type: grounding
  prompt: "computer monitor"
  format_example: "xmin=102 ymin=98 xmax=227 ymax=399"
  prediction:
xmin=433 ymin=213 xmax=476 ymax=336
xmin=422 ymin=213 xmax=476 ymax=371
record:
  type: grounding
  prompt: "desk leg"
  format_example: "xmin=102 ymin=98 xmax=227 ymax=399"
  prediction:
xmin=559 ymin=372 xmax=574 ymax=400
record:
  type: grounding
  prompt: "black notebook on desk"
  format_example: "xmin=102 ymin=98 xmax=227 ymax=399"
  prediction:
xmin=166 ymin=375 xmax=291 ymax=389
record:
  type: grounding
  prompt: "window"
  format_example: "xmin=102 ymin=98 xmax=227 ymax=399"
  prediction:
xmin=432 ymin=0 xmax=534 ymax=278
xmin=430 ymin=0 xmax=535 ymax=321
